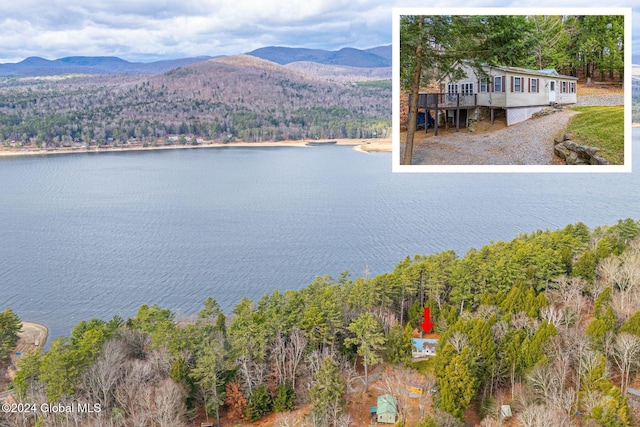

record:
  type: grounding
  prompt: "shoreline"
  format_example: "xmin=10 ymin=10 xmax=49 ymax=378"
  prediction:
xmin=2 ymin=322 xmax=48 ymax=390
xmin=0 ymin=138 xmax=391 ymax=157
xmin=18 ymin=322 xmax=48 ymax=350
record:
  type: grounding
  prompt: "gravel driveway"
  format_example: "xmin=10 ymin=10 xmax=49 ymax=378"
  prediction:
xmin=405 ymin=109 xmax=577 ymax=165
xmin=576 ymin=94 xmax=624 ymax=106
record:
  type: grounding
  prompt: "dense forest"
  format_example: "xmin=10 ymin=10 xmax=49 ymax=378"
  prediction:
xmin=0 ymin=56 xmax=391 ymax=147
xmin=400 ymin=15 xmax=624 ymax=90
xmin=1 ymin=219 xmax=640 ymax=426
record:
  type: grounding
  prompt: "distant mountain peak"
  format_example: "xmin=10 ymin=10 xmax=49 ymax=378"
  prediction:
xmin=57 ymin=56 xmax=132 ymax=65
xmin=0 ymin=45 xmax=392 ymax=77
xmin=20 ymin=56 xmax=53 ymax=65
xmin=0 ymin=56 xmax=213 ymax=76
xmin=211 ymin=54 xmax=280 ymax=68
xmin=245 ymin=45 xmax=391 ymax=68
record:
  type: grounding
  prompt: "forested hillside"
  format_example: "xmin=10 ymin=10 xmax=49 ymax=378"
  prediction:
xmin=0 ymin=56 xmax=213 ymax=77
xmin=0 ymin=55 xmax=391 ymax=147
xmin=2 ymin=219 xmax=640 ymax=427
xmin=245 ymin=45 xmax=391 ymax=67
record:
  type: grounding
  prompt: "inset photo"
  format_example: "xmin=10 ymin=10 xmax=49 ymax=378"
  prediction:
xmin=392 ymin=9 xmax=632 ymax=172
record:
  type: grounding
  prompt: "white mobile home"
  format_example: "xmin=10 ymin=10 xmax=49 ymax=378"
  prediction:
xmin=410 ymin=63 xmax=578 ymax=132
xmin=447 ymin=62 xmax=578 ymax=125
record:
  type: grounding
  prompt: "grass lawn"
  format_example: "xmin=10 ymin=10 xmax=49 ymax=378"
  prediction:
xmin=412 ymin=358 xmax=434 ymax=376
xmin=566 ymin=106 xmax=624 ymax=165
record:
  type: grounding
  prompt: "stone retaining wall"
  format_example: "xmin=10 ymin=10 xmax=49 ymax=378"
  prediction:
xmin=553 ymin=133 xmax=609 ymax=165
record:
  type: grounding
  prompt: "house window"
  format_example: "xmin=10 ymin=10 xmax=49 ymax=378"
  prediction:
xmin=447 ymin=83 xmax=458 ymax=94
xmin=513 ymin=77 xmax=523 ymax=92
xmin=570 ymin=82 xmax=576 ymax=93
xmin=494 ymin=76 xmax=503 ymax=92
xmin=562 ymin=81 xmax=567 ymax=93
xmin=530 ymin=78 xmax=538 ymax=93
xmin=480 ymin=79 xmax=487 ymax=92
xmin=461 ymin=83 xmax=473 ymax=96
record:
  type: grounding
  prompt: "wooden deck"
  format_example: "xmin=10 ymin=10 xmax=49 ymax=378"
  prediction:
xmin=408 ymin=92 xmax=478 ymax=135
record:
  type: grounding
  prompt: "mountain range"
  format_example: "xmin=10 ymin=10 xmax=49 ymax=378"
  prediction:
xmin=245 ymin=46 xmax=391 ymax=67
xmin=0 ymin=46 xmax=392 ymax=77
xmin=0 ymin=56 xmax=216 ymax=76
xmin=0 ymin=53 xmax=392 ymax=145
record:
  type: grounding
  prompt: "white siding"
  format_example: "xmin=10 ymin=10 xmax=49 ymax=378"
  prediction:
xmin=478 ymin=92 xmax=505 ymax=107
xmin=506 ymin=107 xmax=545 ymax=126
xmin=554 ymin=79 xmax=577 ymax=104
xmin=447 ymin=64 xmax=577 ymax=109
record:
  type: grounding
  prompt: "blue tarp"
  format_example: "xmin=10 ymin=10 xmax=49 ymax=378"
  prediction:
xmin=416 ymin=112 xmax=434 ymax=128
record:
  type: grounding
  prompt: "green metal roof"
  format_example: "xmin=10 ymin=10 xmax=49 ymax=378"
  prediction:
xmin=377 ymin=394 xmax=397 ymax=416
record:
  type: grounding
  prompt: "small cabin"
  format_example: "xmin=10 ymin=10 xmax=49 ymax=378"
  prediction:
xmin=411 ymin=338 xmax=438 ymax=358
xmin=375 ymin=394 xmax=397 ymax=424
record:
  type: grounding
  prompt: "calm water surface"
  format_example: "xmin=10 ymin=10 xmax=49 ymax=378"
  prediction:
xmin=1 ymin=131 xmax=639 ymax=340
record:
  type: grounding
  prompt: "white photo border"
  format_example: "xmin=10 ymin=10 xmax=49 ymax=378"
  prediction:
xmin=392 ymin=7 xmax=633 ymax=173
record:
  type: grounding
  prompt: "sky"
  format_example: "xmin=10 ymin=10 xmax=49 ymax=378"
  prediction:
xmin=0 ymin=1 xmax=638 ymax=63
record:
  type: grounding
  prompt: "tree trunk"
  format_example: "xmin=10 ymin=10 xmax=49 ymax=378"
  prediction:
xmin=364 ymin=355 xmax=369 ymax=393
xmin=402 ymin=18 xmax=424 ymax=166
xmin=214 ymin=387 xmax=221 ymax=427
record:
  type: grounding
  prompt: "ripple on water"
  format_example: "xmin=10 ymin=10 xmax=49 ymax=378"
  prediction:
xmin=0 ymin=137 xmax=639 ymax=340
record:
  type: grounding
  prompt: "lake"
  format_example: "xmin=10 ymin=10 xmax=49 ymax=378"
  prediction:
xmin=1 ymin=131 xmax=639 ymax=341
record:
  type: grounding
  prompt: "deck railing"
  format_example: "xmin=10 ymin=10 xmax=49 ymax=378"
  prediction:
xmin=409 ymin=92 xmax=477 ymax=109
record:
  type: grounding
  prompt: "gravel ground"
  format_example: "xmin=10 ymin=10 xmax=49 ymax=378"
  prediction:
xmin=405 ymin=109 xmax=577 ymax=165
xmin=576 ymin=94 xmax=624 ymax=106
xmin=401 ymin=94 xmax=622 ymax=166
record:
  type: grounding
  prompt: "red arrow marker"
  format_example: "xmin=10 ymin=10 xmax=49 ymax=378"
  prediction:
xmin=420 ymin=307 xmax=434 ymax=334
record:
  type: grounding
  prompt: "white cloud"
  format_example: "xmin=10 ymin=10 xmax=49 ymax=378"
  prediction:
xmin=0 ymin=0 xmax=394 ymax=62
xmin=0 ymin=0 xmax=637 ymax=63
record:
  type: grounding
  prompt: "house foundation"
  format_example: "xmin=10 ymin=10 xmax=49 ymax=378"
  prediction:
xmin=505 ymin=106 xmax=546 ymax=126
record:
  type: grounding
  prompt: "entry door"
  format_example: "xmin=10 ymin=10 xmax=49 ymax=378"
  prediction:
xmin=549 ymin=80 xmax=556 ymax=103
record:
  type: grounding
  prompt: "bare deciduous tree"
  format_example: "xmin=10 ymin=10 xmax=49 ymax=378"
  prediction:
xmin=540 ymin=304 xmax=564 ymax=327
xmin=270 ymin=327 xmax=307 ymax=393
xmin=448 ymin=331 xmax=468 ymax=353
xmin=517 ymin=404 xmax=571 ymax=427
xmin=83 ymin=338 xmax=127 ymax=410
xmin=430 ymin=409 xmax=464 ymax=427
xmin=379 ymin=366 xmax=427 ymax=425
xmin=511 ymin=311 xmax=539 ymax=335
xmin=612 ymin=332 xmax=640 ymax=394
xmin=526 ymin=358 xmax=574 ymax=419
xmin=617 ymin=250 xmax=640 ymax=316
xmin=549 ymin=275 xmax=587 ymax=324
xmin=236 ymin=354 xmax=266 ymax=396
xmin=273 ymin=412 xmax=303 ymax=427
xmin=596 ymin=255 xmax=621 ymax=289
xmin=478 ymin=416 xmax=501 ymax=427
xmin=151 ymin=378 xmax=187 ymax=427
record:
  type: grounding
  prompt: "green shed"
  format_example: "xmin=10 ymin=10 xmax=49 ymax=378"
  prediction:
xmin=376 ymin=394 xmax=397 ymax=424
